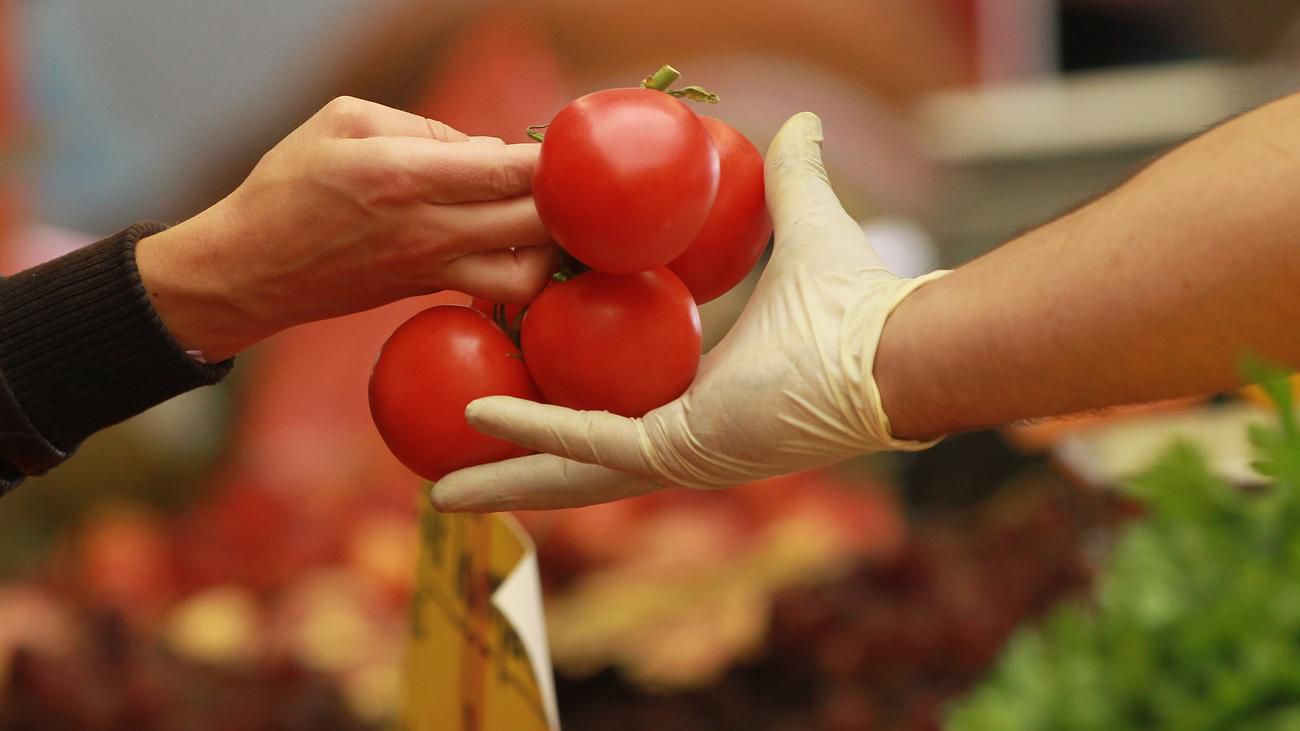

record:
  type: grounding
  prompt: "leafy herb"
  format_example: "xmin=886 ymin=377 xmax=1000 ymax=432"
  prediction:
xmin=950 ymin=365 xmax=1300 ymax=731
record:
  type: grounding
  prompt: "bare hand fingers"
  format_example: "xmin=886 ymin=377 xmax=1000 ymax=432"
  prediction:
xmin=440 ymin=245 xmax=561 ymax=304
xmin=347 ymin=137 xmax=540 ymax=204
xmin=432 ymin=196 xmax=551 ymax=256
xmin=313 ymin=96 xmax=473 ymax=141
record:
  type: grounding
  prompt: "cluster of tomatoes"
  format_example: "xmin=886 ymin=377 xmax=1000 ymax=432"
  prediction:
xmin=370 ymin=66 xmax=771 ymax=483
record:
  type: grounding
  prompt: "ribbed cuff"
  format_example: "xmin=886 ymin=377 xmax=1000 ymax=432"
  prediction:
xmin=0 ymin=222 xmax=233 ymax=458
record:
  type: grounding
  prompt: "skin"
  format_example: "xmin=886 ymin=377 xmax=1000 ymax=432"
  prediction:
xmin=135 ymin=96 xmax=558 ymax=362
xmin=875 ymin=91 xmax=1300 ymax=439
xmin=429 ymin=97 xmax=1300 ymax=514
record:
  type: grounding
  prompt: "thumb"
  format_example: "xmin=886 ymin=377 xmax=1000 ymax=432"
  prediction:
xmin=764 ymin=112 xmax=877 ymax=261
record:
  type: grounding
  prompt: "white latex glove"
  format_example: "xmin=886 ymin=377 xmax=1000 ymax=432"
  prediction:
xmin=433 ymin=112 xmax=947 ymax=511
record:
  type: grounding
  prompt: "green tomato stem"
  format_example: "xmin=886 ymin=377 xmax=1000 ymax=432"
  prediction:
xmin=642 ymin=65 xmax=682 ymax=91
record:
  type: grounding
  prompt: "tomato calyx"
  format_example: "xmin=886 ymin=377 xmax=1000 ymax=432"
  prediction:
xmin=665 ymin=86 xmax=720 ymax=104
xmin=526 ymin=123 xmax=549 ymax=143
xmin=525 ymin=64 xmax=718 ymax=143
xmin=641 ymin=64 xmax=719 ymax=103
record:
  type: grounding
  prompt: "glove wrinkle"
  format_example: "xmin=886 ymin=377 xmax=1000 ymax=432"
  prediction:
xmin=434 ymin=112 xmax=951 ymax=512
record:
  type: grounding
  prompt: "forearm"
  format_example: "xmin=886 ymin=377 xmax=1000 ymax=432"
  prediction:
xmin=876 ymin=92 xmax=1300 ymax=440
xmin=0 ymin=224 xmax=231 ymax=490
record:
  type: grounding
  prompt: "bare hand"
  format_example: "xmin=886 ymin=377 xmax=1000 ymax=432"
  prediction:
xmin=136 ymin=96 xmax=557 ymax=360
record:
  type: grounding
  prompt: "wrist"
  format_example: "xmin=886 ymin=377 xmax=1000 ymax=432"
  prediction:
xmin=134 ymin=206 xmax=257 ymax=361
xmin=872 ymin=272 xmax=952 ymax=441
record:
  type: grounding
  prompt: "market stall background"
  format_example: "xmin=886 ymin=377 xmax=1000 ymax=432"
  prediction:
xmin=2 ymin=1 xmax=1300 ymax=729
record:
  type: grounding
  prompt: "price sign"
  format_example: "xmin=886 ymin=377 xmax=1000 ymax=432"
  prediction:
xmin=400 ymin=504 xmax=559 ymax=731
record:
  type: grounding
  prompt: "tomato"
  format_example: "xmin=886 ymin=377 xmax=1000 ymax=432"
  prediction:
xmin=533 ymin=88 xmax=720 ymax=273
xmin=369 ymin=305 xmax=540 ymax=481
xmin=668 ymin=117 xmax=772 ymax=304
xmin=521 ymin=268 xmax=701 ymax=417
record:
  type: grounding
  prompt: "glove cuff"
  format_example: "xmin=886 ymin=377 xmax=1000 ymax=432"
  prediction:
xmin=858 ymin=269 xmax=951 ymax=452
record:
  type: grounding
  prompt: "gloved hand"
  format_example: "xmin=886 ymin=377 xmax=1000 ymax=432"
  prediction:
xmin=433 ymin=112 xmax=947 ymax=511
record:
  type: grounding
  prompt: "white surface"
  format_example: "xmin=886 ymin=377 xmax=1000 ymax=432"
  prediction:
xmin=1054 ymin=402 xmax=1272 ymax=486
xmin=917 ymin=60 xmax=1283 ymax=162
xmin=860 ymin=216 xmax=940 ymax=278
xmin=493 ymin=522 xmax=560 ymax=731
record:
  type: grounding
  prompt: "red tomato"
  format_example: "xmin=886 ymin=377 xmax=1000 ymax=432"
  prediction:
xmin=369 ymin=305 xmax=540 ymax=480
xmin=521 ymin=268 xmax=701 ymax=417
xmin=668 ymin=117 xmax=772 ymax=304
xmin=533 ymin=88 xmax=720 ymax=273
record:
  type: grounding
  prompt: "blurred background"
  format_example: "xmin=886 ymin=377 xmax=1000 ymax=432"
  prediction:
xmin=3 ymin=0 xmax=1300 ymax=729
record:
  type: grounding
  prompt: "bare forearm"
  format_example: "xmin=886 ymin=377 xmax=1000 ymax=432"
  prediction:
xmin=877 ymin=92 xmax=1300 ymax=439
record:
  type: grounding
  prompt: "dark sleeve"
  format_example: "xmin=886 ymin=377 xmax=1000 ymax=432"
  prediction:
xmin=0 ymin=222 xmax=234 ymax=494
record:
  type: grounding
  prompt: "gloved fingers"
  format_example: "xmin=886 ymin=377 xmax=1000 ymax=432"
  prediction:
xmin=431 ymin=453 xmax=665 ymax=512
xmin=464 ymin=396 xmax=655 ymax=475
xmin=764 ymin=112 xmax=886 ymax=269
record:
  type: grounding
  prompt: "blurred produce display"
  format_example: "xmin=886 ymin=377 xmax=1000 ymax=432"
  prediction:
xmin=0 ymin=413 xmax=1130 ymax=731
xmin=951 ymin=376 xmax=1300 ymax=730
xmin=550 ymin=469 xmax=1134 ymax=731
xmin=521 ymin=469 xmax=906 ymax=688
xmin=2 ymin=398 xmax=1277 ymax=730
xmin=0 ymin=599 xmax=372 ymax=731
xmin=0 ymin=476 xmax=413 ymax=729
xmin=5 ymin=3 xmax=1300 ymax=730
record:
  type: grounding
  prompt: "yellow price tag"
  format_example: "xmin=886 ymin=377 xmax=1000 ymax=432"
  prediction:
xmin=401 ymin=504 xmax=559 ymax=731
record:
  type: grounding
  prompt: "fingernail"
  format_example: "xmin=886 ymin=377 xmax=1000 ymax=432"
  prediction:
xmin=470 ymin=135 xmax=506 ymax=145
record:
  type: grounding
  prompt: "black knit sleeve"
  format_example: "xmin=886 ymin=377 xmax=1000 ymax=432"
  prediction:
xmin=0 ymin=222 xmax=233 ymax=493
